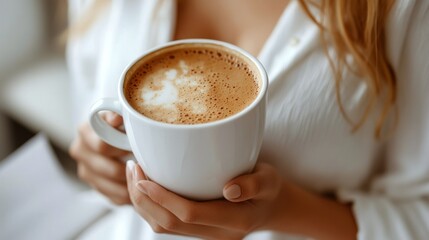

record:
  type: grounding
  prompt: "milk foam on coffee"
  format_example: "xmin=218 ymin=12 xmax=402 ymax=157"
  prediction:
xmin=125 ymin=45 xmax=260 ymax=124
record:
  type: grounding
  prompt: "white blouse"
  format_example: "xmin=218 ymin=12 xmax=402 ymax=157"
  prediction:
xmin=67 ymin=0 xmax=429 ymax=239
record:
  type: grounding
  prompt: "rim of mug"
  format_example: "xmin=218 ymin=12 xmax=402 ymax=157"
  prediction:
xmin=118 ymin=38 xmax=268 ymax=129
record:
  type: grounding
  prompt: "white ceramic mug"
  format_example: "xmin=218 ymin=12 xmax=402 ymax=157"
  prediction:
xmin=89 ymin=39 xmax=268 ymax=200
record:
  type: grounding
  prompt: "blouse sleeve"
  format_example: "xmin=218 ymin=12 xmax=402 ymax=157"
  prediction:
xmin=339 ymin=1 xmax=429 ymax=239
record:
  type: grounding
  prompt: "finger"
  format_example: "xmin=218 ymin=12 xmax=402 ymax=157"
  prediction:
xmin=126 ymin=161 xmax=173 ymax=233
xmin=78 ymin=164 xmax=131 ymax=205
xmin=103 ymin=111 xmax=123 ymax=128
xmin=125 ymin=162 xmax=243 ymax=239
xmin=125 ymin=161 xmax=185 ymax=235
xmin=136 ymin=179 xmax=254 ymax=233
xmin=80 ymin=121 xmax=129 ymax=157
xmin=130 ymin=187 xmax=237 ymax=239
xmin=223 ymin=162 xmax=282 ymax=202
xmin=71 ymin=137 xmax=127 ymax=182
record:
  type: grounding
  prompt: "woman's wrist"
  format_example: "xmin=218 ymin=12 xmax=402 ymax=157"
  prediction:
xmin=265 ymin=181 xmax=357 ymax=240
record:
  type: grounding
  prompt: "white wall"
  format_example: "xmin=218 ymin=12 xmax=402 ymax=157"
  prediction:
xmin=0 ymin=0 xmax=47 ymax=79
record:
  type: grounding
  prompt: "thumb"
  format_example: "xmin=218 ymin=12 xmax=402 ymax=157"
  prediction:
xmin=223 ymin=163 xmax=281 ymax=202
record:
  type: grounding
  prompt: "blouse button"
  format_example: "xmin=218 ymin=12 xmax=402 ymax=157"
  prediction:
xmin=289 ymin=37 xmax=300 ymax=46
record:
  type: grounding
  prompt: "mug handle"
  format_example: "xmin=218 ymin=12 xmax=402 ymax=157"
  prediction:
xmin=89 ymin=98 xmax=132 ymax=151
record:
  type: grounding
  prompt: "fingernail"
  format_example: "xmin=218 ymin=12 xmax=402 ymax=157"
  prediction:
xmin=133 ymin=163 xmax=139 ymax=182
xmin=224 ymin=184 xmax=241 ymax=199
xmin=136 ymin=181 xmax=148 ymax=194
xmin=126 ymin=160 xmax=135 ymax=180
xmin=106 ymin=112 xmax=116 ymax=123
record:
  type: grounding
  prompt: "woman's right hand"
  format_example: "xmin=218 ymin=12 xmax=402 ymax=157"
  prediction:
xmin=69 ymin=112 xmax=132 ymax=205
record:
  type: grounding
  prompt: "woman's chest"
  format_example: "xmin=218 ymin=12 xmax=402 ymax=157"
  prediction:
xmin=260 ymin=47 xmax=384 ymax=193
xmin=173 ymin=0 xmax=289 ymax=57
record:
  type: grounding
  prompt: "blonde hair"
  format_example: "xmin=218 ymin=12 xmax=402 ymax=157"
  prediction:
xmin=299 ymin=0 xmax=396 ymax=138
xmin=58 ymin=0 xmax=110 ymax=43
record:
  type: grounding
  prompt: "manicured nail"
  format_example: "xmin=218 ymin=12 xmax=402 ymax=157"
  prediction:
xmin=136 ymin=181 xmax=148 ymax=194
xmin=106 ymin=112 xmax=116 ymax=123
xmin=127 ymin=160 xmax=137 ymax=181
xmin=126 ymin=160 xmax=135 ymax=180
xmin=224 ymin=184 xmax=241 ymax=199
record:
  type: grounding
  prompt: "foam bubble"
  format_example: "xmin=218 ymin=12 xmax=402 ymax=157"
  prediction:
xmin=179 ymin=60 xmax=189 ymax=74
xmin=165 ymin=69 xmax=177 ymax=79
xmin=190 ymin=102 xmax=207 ymax=114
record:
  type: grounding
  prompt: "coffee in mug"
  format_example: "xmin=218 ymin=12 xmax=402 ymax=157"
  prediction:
xmin=124 ymin=44 xmax=261 ymax=125
xmin=89 ymin=39 xmax=268 ymax=200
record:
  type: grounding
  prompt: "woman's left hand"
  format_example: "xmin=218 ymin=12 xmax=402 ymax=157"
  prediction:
xmin=126 ymin=161 xmax=284 ymax=239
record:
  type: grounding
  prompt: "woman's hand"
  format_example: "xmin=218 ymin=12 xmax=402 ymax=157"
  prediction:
xmin=69 ymin=112 xmax=132 ymax=205
xmin=126 ymin=161 xmax=283 ymax=239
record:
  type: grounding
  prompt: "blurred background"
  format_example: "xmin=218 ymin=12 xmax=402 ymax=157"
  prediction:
xmin=0 ymin=0 xmax=74 ymax=171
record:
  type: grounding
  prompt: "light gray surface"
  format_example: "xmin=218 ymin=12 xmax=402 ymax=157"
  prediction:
xmin=0 ymin=52 xmax=73 ymax=150
xmin=0 ymin=134 xmax=108 ymax=240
